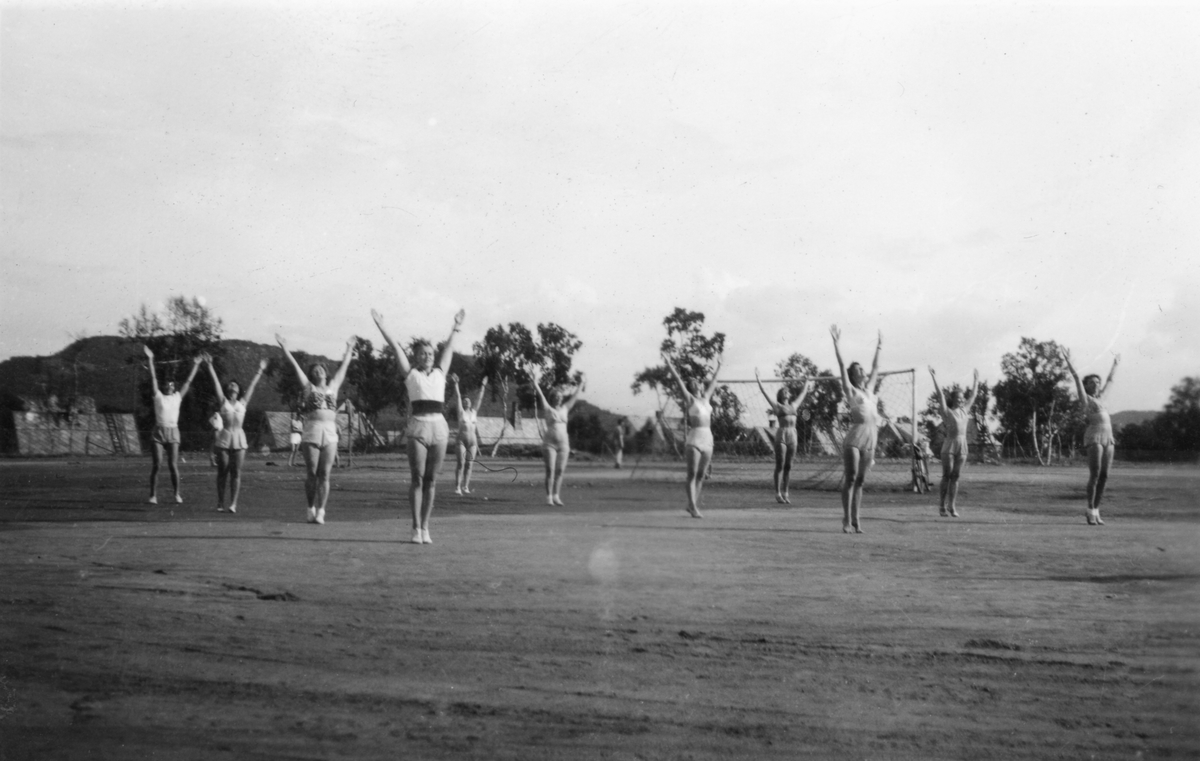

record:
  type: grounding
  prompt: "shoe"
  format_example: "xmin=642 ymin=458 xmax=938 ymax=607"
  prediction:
xmin=174 ymin=494 xmax=183 ymax=504
xmin=148 ymin=495 xmax=158 ymax=505
xmin=228 ymin=503 xmax=237 ymax=514
xmin=217 ymin=506 xmax=226 ymax=512
xmin=1086 ymin=510 xmax=1097 ymax=526
xmin=411 ymin=528 xmax=423 ymax=544
xmin=782 ymin=493 xmax=790 ymax=504
xmin=546 ymin=496 xmax=555 ymax=506
xmin=421 ymin=528 xmax=431 ymax=545
xmin=948 ymin=509 xmax=959 ymax=518
xmin=939 ymin=508 xmax=948 ymax=517
xmin=455 ymin=488 xmax=463 ymax=496
xmin=852 ymin=523 xmax=864 ymax=534
xmin=307 ymin=507 xmax=317 ymax=524
xmin=553 ymin=495 xmax=565 ymax=507
xmin=1094 ymin=511 xmax=1104 ymax=525
xmin=842 ymin=521 xmax=851 ymax=533
xmin=686 ymin=506 xmax=702 ymax=519
xmin=463 ymin=488 xmax=471 ymax=494
xmin=315 ymin=508 xmax=325 ymax=525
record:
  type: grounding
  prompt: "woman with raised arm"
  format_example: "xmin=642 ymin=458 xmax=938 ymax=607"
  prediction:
xmin=755 ymin=369 xmax=813 ymax=504
xmin=143 ymin=346 xmax=202 ymax=505
xmin=528 ymin=366 xmax=586 ymax=506
xmin=275 ymin=335 xmax=356 ymax=525
xmin=830 ymin=326 xmax=882 ymax=534
xmin=373 ymin=308 xmax=464 ymax=544
xmin=450 ymin=372 xmax=487 ymax=496
xmin=665 ymin=352 xmax=723 ymax=518
xmin=202 ymin=353 xmax=268 ymax=514
xmin=928 ymin=367 xmax=979 ymax=518
xmin=1062 ymin=348 xmax=1120 ymax=525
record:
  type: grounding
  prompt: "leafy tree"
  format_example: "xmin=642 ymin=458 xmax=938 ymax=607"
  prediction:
xmin=119 ymin=296 xmax=224 ymax=449
xmin=774 ymin=352 xmax=839 ymax=455
xmin=1119 ymin=376 xmax=1200 ymax=454
xmin=993 ymin=337 xmax=1071 ymax=463
xmin=632 ymin=307 xmax=726 ymax=412
xmin=474 ymin=323 xmax=537 ymax=423
xmin=343 ymin=337 xmax=402 ymax=442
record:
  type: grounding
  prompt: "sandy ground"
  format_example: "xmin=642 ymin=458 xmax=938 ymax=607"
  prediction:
xmin=1 ymin=455 xmax=1198 ymax=760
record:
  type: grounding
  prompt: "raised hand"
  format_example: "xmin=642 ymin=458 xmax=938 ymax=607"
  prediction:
xmin=275 ymin=334 xmax=288 ymax=349
xmin=143 ymin=345 xmax=154 ymax=359
xmin=453 ymin=309 xmax=466 ymax=327
xmin=830 ymin=325 xmax=841 ymax=343
xmin=877 ymin=330 xmax=883 ymax=349
xmin=928 ymin=366 xmax=936 ymax=378
xmin=448 ymin=372 xmax=459 ymax=384
xmin=1113 ymin=353 xmax=1121 ymax=366
xmin=258 ymin=358 xmax=269 ymax=372
xmin=370 ymin=309 xmax=385 ymax=327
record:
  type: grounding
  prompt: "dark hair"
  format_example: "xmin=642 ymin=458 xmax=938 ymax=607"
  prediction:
xmin=307 ymin=362 xmax=327 ymax=379
xmin=847 ymin=361 xmax=864 ymax=387
xmin=412 ymin=339 xmax=433 ymax=353
xmin=1083 ymin=373 xmax=1101 ymax=389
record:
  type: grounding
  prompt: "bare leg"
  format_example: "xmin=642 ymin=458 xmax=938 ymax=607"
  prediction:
xmin=1086 ymin=444 xmax=1114 ymax=524
xmin=773 ymin=442 xmax=785 ymax=502
xmin=289 ymin=444 xmax=298 ymax=467
xmin=313 ymin=442 xmax=336 ymax=521
xmin=850 ymin=452 xmax=870 ymax=532
xmin=215 ymin=448 xmax=230 ymax=510
xmin=684 ymin=447 xmax=709 ymax=518
xmin=165 ymin=443 xmax=181 ymax=501
xmin=551 ymin=445 xmax=570 ymax=505
xmin=946 ymin=454 xmax=965 ymax=516
xmin=781 ymin=444 xmax=795 ymax=503
xmin=149 ymin=443 xmax=163 ymax=502
xmin=542 ymin=447 xmax=557 ymax=505
xmin=841 ymin=448 xmax=860 ymax=532
xmin=939 ymin=453 xmax=952 ymax=515
xmin=228 ymin=448 xmax=246 ymax=511
xmin=302 ymin=444 xmax=320 ymax=517
xmin=463 ymin=446 xmax=477 ymax=493
xmin=408 ymin=439 xmax=429 ymax=535
xmin=420 ymin=441 xmax=447 ymax=532
xmin=455 ymin=443 xmax=467 ymax=494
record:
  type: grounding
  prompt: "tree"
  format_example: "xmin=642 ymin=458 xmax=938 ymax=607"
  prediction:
xmin=119 ymin=296 xmax=224 ymax=449
xmin=343 ymin=337 xmax=403 ymax=447
xmin=632 ymin=307 xmax=726 ymax=412
xmin=775 ymin=352 xmax=839 ymax=455
xmin=992 ymin=337 xmax=1071 ymax=463
xmin=1119 ymin=376 xmax=1200 ymax=454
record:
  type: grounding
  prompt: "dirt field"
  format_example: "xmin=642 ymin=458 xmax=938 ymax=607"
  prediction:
xmin=1 ymin=455 xmax=1197 ymax=760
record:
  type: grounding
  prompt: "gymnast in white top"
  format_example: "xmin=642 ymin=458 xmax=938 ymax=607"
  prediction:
xmin=143 ymin=345 xmax=202 ymax=506
xmin=1061 ymin=347 xmax=1120 ymax=526
xmin=275 ymin=334 xmax=356 ymax=525
xmin=664 ymin=351 xmax=723 ymax=519
xmin=202 ymin=352 xmax=267 ymax=514
xmin=450 ymin=372 xmax=487 ymax=496
xmin=528 ymin=365 xmax=586 ymax=507
xmin=755 ymin=369 xmax=813 ymax=505
xmin=831 ymin=325 xmax=882 ymax=534
xmin=373 ymin=307 xmax=465 ymax=545
xmin=928 ymin=367 xmax=980 ymax=518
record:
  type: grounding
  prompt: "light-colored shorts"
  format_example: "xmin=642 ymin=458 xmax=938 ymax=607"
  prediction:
xmin=302 ymin=418 xmax=338 ymax=448
xmin=214 ymin=428 xmax=248 ymax=451
xmin=152 ymin=426 xmax=181 ymax=445
xmin=842 ymin=426 xmax=876 ymax=468
xmin=685 ymin=426 xmax=714 ymax=455
xmin=407 ymin=415 xmax=449 ymax=448
xmin=289 ymin=432 xmax=302 ymax=446
xmin=941 ymin=437 xmax=967 ymax=459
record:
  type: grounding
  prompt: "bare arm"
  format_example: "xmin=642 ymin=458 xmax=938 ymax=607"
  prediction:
xmin=143 ymin=345 xmax=160 ymax=396
xmin=928 ymin=366 xmax=948 ymax=416
xmin=702 ymin=352 xmax=724 ymax=400
xmin=1060 ymin=347 xmax=1086 ymax=402
xmin=450 ymin=373 xmax=464 ymax=417
xmin=178 ymin=356 xmax=202 ymax=398
xmin=275 ymin=334 xmax=312 ymax=389
xmin=662 ymin=354 xmax=691 ymax=403
xmin=371 ymin=310 xmax=412 ymax=377
xmin=203 ymin=353 xmax=225 ymax=405
xmin=830 ymin=325 xmax=851 ymax=397
xmin=1100 ymin=354 xmax=1120 ymax=397
xmin=965 ymin=369 xmax=980 ymax=411
xmin=562 ymin=374 xmax=586 ymax=411
xmin=436 ymin=309 xmax=466 ymax=374
xmin=527 ymin=366 xmax=551 ymax=410
xmin=474 ymin=376 xmax=488 ymax=410
xmin=329 ymin=338 xmax=356 ymax=392
xmin=754 ymin=368 xmax=776 ymax=409
xmin=792 ymin=378 xmax=813 ymax=408
xmin=242 ymin=358 xmax=269 ymax=405
xmin=866 ymin=331 xmax=883 ymax=390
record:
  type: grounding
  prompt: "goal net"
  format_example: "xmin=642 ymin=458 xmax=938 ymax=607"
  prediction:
xmin=651 ymin=370 xmax=919 ymax=491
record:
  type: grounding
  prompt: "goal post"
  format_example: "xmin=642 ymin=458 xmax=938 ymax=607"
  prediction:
xmin=652 ymin=369 xmax=920 ymax=491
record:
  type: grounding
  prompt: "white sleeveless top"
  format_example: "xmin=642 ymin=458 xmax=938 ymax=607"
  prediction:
xmin=406 ymin=368 xmax=446 ymax=403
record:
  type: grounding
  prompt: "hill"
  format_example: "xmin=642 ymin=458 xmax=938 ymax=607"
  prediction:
xmin=1112 ymin=410 xmax=1159 ymax=429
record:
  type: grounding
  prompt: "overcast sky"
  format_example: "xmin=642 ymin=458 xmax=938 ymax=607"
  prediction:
xmin=2 ymin=1 xmax=1197 ymax=417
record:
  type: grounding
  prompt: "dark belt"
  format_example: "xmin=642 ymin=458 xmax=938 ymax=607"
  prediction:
xmin=411 ymin=400 xmax=444 ymax=416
